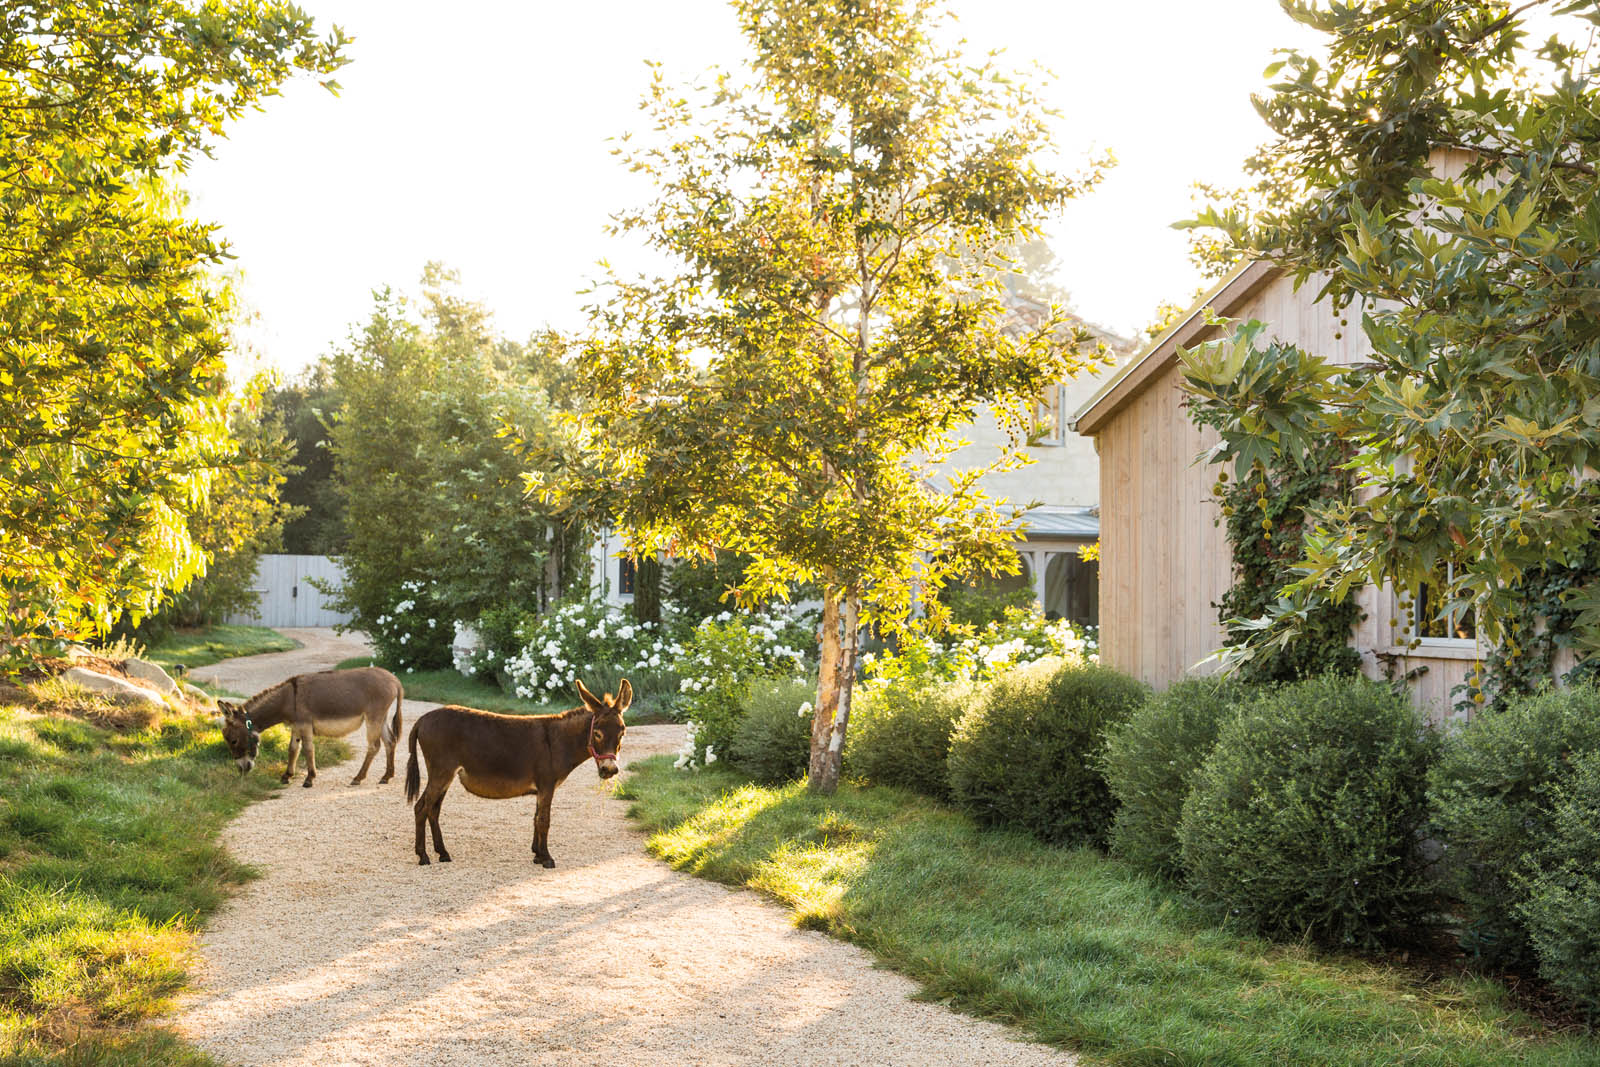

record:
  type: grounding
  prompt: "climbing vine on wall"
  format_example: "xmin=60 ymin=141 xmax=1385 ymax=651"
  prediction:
xmin=1478 ymin=540 xmax=1600 ymax=707
xmin=1211 ymin=458 xmax=1363 ymax=684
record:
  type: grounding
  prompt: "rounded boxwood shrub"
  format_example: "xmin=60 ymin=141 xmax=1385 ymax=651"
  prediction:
xmin=1516 ymin=751 xmax=1600 ymax=1017
xmin=1105 ymin=676 xmax=1247 ymax=880
xmin=1429 ymin=684 xmax=1600 ymax=967
xmin=845 ymin=681 xmax=970 ymax=799
xmin=1178 ymin=674 xmax=1439 ymax=948
xmin=947 ymin=658 xmax=1147 ymax=846
xmin=726 ymin=677 xmax=815 ymax=784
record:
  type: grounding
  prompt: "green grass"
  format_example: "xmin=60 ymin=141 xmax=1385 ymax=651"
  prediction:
xmin=619 ymin=756 xmax=1600 ymax=1067
xmin=141 ymin=626 xmax=299 ymax=672
xmin=335 ymin=657 xmax=678 ymax=723
xmin=0 ymin=683 xmax=347 ymax=1064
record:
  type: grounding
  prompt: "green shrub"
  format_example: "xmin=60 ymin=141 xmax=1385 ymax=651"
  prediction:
xmin=673 ymin=610 xmax=814 ymax=768
xmin=1515 ymin=751 xmax=1600 ymax=1018
xmin=947 ymin=658 xmax=1147 ymax=846
xmin=846 ymin=680 xmax=970 ymax=799
xmin=1178 ymin=675 xmax=1439 ymax=948
xmin=727 ymin=677 xmax=816 ymax=784
xmin=1430 ymin=684 xmax=1600 ymax=966
xmin=1105 ymin=676 xmax=1247 ymax=880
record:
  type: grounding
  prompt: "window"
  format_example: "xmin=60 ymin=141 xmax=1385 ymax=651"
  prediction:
xmin=618 ymin=557 xmax=635 ymax=596
xmin=1030 ymin=384 xmax=1065 ymax=446
xmin=1412 ymin=562 xmax=1475 ymax=641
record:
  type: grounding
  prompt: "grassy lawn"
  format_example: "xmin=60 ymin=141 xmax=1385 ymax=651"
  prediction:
xmin=619 ymin=756 xmax=1600 ymax=1067
xmin=141 ymin=625 xmax=299 ymax=671
xmin=0 ymin=681 xmax=347 ymax=1065
xmin=336 ymin=657 xmax=678 ymax=723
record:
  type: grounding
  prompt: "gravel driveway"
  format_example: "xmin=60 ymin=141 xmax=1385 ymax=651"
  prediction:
xmin=177 ymin=629 xmax=1075 ymax=1066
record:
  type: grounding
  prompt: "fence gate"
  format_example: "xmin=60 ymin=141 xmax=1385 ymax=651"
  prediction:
xmin=226 ymin=555 xmax=352 ymax=629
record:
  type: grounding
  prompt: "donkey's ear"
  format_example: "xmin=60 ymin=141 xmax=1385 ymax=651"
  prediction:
xmin=574 ymin=678 xmax=601 ymax=710
xmin=616 ymin=678 xmax=633 ymax=712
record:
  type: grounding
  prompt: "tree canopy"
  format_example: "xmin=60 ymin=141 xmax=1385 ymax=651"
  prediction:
xmin=1179 ymin=0 xmax=1600 ymax=690
xmin=327 ymin=268 xmax=591 ymax=668
xmin=561 ymin=0 xmax=1106 ymax=790
xmin=0 ymin=1 xmax=347 ymax=661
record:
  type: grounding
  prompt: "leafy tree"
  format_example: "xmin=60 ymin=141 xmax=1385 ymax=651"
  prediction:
xmin=1178 ymin=1 xmax=1600 ymax=689
xmin=0 ymin=1 xmax=347 ymax=663
xmin=328 ymin=268 xmax=591 ymax=653
xmin=137 ymin=375 xmax=300 ymax=632
xmin=563 ymin=0 xmax=1107 ymax=792
xmin=272 ymin=363 xmax=347 ymax=555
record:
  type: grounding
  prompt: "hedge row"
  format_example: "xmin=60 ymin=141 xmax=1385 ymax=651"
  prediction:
xmin=722 ymin=654 xmax=1600 ymax=1015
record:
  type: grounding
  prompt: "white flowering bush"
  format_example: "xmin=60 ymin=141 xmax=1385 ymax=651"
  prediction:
xmin=503 ymin=597 xmax=681 ymax=700
xmin=367 ymin=579 xmax=452 ymax=670
xmin=862 ymin=607 xmax=1096 ymax=693
xmin=672 ymin=608 xmax=816 ymax=769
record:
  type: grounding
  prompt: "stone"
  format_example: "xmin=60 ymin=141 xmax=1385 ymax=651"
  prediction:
xmin=123 ymin=657 xmax=182 ymax=698
xmin=61 ymin=667 xmax=163 ymax=709
xmin=181 ymin=682 xmax=217 ymax=705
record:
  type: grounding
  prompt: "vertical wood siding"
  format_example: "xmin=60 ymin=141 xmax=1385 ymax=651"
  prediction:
xmin=226 ymin=555 xmax=352 ymax=628
xmin=1093 ymin=269 xmax=1475 ymax=721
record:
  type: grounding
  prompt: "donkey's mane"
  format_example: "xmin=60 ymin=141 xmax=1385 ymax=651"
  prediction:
xmin=244 ymin=678 xmax=293 ymax=712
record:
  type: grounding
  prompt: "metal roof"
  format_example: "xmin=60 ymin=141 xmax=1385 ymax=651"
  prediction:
xmin=1012 ymin=505 xmax=1098 ymax=540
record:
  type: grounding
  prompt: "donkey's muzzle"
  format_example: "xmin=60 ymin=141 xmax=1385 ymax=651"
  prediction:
xmin=597 ymin=760 xmax=619 ymax=780
xmin=236 ymin=757 xmax=254 ymax=775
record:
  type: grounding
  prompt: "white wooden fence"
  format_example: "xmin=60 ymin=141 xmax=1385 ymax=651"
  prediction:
xmin=226 ymin=555 xmax=353 ymax=628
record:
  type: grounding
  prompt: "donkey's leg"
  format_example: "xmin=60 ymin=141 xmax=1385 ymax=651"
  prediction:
xmin=350 ymin=716 xmax=382 ymax=786
xmin=377 ymin=699 xmax=399 ymax=785
xmin=427 ymin=789 xmax=451 ymax=863
xmin=414 ymin=763 xmax=454 ymax=865
xmin=300 ymin=724 xmax=318 ymax=788
xmin=532 ymin=785 xmax=556 ymax=868
xmin=281 ymin=731 xmax=301 ymax=784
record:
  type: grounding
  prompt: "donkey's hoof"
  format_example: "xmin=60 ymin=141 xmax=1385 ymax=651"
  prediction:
xmin=349 ymin=778 xmax=364 ymax=787
xmin=418 ymin=855 xmax=430 ymax=866
xmin=437 ymin=852 xmax=451 ymax=863
xmin=378 ymin=774 xmax=393 ymax=784
xmin=280 ymin=775 xmax=291 ymax=785
xmin=302 ymin=778 xmax=315 ymax=788
xmin=539 ymin=857 xmax=556 ymax=869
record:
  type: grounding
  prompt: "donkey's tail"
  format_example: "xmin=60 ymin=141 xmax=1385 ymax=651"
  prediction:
xmin=404 ymin=722 xmax=422 ymax=804
xmin=382 ymin=685 xmax=403 ymax=749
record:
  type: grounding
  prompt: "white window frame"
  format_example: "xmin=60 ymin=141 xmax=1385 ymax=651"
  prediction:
xmin=1402 ymin=562 xmax=1478 ymax=655
xmin=1030 ymin=383 xmax=1066 ymax=447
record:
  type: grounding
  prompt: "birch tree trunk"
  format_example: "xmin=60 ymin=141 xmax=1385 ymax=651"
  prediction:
xmin=808 ymin=587 xmax=860 ymax=794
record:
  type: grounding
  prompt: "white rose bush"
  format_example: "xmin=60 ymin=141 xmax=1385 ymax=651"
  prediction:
xmin=672 ymin=608 xmax=818 ymax=770
xmin=365 ymin=579 xmax=452 ymax=670
xmin=501 ymin=597 xmax=682 ymax=700
xmin=861 ymin=607 xmax=1097 ymax=696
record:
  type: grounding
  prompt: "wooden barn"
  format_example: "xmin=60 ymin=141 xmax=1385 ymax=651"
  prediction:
xmin=1070 ymin=259 xmax=1480 ymax=720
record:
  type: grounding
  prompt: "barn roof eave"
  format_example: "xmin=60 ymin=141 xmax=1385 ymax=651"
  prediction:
xmin=1069 ymin=259 xmax=1281 ymax=437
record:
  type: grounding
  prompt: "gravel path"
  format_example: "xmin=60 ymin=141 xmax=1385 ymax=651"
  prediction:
xmin=178 ymin=629 xmax=1076 ymax=1066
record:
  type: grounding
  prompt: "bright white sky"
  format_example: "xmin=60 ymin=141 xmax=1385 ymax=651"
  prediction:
xmin=185 ymin=0 xmax=1318 ymax=376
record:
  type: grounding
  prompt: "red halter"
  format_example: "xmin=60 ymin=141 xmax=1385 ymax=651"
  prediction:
xmin=589 ymin=741 xmax=617 ymax=765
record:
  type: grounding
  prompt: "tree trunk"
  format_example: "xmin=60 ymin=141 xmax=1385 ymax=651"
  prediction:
xmin=633 ymin=553 xmax=662 ymax=625
xmin=808 ymin=587 xmax=861 ymax=794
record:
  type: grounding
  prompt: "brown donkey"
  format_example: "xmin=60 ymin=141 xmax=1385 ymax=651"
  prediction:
xmin=404 ymin=679 xmax=630 ymax=866
xmin=219 ymin=666 xmax=404 ymax=788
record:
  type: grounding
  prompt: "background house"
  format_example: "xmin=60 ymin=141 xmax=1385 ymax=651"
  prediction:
xmin=591 ymin=300 xmax=1134 ymax=627
xmin=939 ymin=297 xmax=1133 ymax=628
xmin=1071 ymin=259 xmax=1478 ymax=718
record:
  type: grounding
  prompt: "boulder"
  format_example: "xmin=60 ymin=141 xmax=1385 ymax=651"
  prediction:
xmin=181 ymin=681 xmax=217 ymax=706
xmin=60 ymin=667 xmax=163 ymax=709
xmin=123 ymin=657 xmax=182 ymax=698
